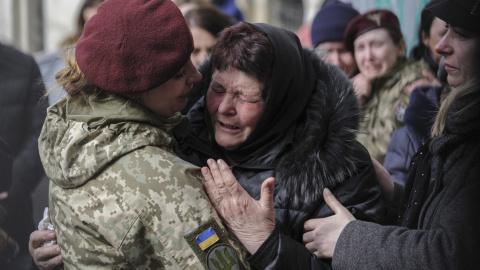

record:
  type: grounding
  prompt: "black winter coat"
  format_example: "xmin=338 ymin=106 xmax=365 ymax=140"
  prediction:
xmin=177 ymin=49 xmax=387 ymax=269
xmin=0 ymin=44 xmax=48 ymax=253
xmin=333 ymin=90 xmax=480 ymax=269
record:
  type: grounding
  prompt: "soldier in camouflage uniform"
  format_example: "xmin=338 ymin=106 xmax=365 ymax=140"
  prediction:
xmin=344 ymin=9 xmax=430 ymax=163
xmin=37 ymin=0 xmax=249 ymax=269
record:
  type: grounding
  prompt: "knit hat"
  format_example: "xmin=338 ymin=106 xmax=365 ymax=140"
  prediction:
xmin=427 ymin=0 xmax=480 ymax=32
xmin=311 ymin=0 xmax=359 ymax=47
xmin=76 ymin=0 xmax=194 ymax=94
xmin=344 ymin=9 xmax=400 ymax=52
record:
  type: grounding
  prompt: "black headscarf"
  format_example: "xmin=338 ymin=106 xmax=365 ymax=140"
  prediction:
xmin=205 ymin=23 xmax=316 ymax=164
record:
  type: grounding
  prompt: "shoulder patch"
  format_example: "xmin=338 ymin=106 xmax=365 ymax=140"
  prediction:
xmin=184 ymin=217 xmax=240 ymax=270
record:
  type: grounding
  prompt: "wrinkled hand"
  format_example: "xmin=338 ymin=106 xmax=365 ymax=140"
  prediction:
xmin=351 ymin=73 xmax=372 ymax=106
xmin=29 ymin=230 xmax=62 ymax=270
xmin=202 ymin=159 xmax=275 ymax=254
xmin=371 ymin=158 xmax=395 ymax=203
xmin=303 ymin=188 xmax=355 ymax=259
xmin=404 ymin=70 xmax=441 ymax=96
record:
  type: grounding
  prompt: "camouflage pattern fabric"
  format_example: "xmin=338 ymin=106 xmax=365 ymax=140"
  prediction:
xmin=39 ymin=94 xmax=249 ymax=269
xmin=356 ymin=57 xmax=430 ymax=163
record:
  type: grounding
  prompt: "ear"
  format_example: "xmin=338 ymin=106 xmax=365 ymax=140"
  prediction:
xmin=421 ymin=31 xmax=429 ymax=46
xmin=397 ymin=39 xmax=406 ymax=57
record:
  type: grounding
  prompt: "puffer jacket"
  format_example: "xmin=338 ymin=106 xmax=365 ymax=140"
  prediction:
xmin=39 ymin=93 xmax=249 ymax=269
xmin=177 ymin=49 xmax=388 ymax=269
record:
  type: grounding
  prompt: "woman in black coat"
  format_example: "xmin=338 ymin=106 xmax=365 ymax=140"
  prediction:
xmin=203 ymin=0 xmax=480 ymax=269
xmin=179 ymin=22 xmax=387 ymax=269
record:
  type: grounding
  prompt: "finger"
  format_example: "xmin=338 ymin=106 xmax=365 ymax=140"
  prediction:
xmin=259 ymin=177 xmax=275 ymax=211
xmin=303 ymin=218 xmax=320 ymax=231
xmin=302 ymin=230 xmax=315 ymax=244
xmin=36 ymin=253 xmax=62 ymax=270
xmin=30 ymin=230 xmax=56 ymax=251
xmin=207 ymin=159 xmax=228 ymax=196
xmin=323 ymin=188 xmax=347 ymax=215
xmin=202 ymin=167 xmax=223 ymax=206
xmin=217 ymin=159 xmax=245 ymax=197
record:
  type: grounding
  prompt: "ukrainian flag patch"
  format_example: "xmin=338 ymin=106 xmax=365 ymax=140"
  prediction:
xmin=196 ymin=227 xmax=219 ymax=250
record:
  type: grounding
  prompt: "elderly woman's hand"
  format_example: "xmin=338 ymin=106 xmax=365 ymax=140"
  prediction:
xmin=29 ymin=230 xmax=62 ymax=270
xmin=202 ymin=159 xmax=275 ymax=254
xmin=303 ymin=188 xmax=355 ymax=259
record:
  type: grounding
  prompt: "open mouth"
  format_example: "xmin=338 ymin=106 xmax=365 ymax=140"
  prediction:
xmin=220 ymin=122 xmax=239 ymax=129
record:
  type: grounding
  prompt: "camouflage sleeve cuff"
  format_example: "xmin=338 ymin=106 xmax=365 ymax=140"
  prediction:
xmin=246 ymin=226 xmax=279 ymax=269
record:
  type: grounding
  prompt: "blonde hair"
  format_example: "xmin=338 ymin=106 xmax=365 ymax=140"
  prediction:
xmin=431 ymin=79 xmax=480 ymax=137
xmin=43 ymin=47 xmax=101 ymax=106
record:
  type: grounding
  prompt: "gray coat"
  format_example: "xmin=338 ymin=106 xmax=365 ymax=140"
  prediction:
xmin=333 ymin=90 xmax=480 ymax=269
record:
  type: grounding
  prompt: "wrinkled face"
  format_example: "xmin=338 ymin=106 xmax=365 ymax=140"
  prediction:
xmin=140 ymin=59 xmax=202 ymax=117
xmin=190 ymin=27 xmax=217 ymax=68
xmin=206 ymin=67 xmax=265 ymax=150
xmin=353 ymin=28 xmax=404 ymax=81
xmin=423 ymin=17 xmax=447 ymax=64
xmin=315 ymin=41 xmax=357 ymax=77
xmin=435 ymin=24 xmax=479 ymax=88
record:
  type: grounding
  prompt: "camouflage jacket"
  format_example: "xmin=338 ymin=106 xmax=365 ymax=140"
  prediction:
xmin=356 ymin=57 xmax=430 ymax=163
xmin=39 ymin=93 xmax=249 ymax=270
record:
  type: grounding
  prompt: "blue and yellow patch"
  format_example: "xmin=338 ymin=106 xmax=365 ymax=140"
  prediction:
xmin=196 ymin=227 xmax=219 ymax=250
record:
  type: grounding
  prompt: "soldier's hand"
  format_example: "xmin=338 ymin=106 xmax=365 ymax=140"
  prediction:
xmin=202 ymin=159 xmax=275 ymax=254
xmin=29 ymin=230 xmax=62 ymax=270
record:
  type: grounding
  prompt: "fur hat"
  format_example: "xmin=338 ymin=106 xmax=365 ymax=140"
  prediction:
xmin=427 ymin=0 xmax=480 ymax=32
xmin=76 ymin=0 xmax=193 ymax=94
xmin=344 ymin=9 xmax=400 ymax=52
xmin=311 ymin=0 xmax=359 ymax=47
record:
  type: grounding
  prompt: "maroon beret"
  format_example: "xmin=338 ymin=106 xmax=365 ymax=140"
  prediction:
xmin=76 ymin=0 xmax=193 ymax=94
xmin=344 ymin=9 xmax=400 ymax=52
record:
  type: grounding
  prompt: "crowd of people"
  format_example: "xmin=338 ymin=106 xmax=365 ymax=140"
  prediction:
xmin=0 ymin=0 xmax=479 ymax=269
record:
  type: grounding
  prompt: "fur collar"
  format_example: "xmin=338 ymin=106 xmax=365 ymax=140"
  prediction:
xmin=275 ymin=49 xmax=360 ymax=209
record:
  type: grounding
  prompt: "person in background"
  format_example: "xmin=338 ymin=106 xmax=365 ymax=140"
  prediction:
xmin=0 ymin=138 xmax=20 ymax=268
xmin=409 ymin=0 xmax=446 ymax=75
xmin=383 ymin=57 xmax=446 ymax=186
xmin=36 ymin=0 xmax=103 ymax=106
xmin=181 ymin=5 xmax=232 ymax=114
xmin=310 ymin=0 xmax=359 ymax=78
xmin=184 ymin=6 xmax=232 ymax=69
xmin=301 ymin=0 xmax=480 ymax=268
xmin=345 ymin=9 xmax=430 ymax=163
xmin=0 ymin=42 xmax=48 ymax=270
xmin=34 ymin=0 xmax=249 ymax=268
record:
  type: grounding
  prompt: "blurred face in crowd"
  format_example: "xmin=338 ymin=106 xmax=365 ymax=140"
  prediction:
xmin=190 ymin=27 xmax=217 ymax=68
xmin=315 ymin=41 xmax=357 ymax=77
xmin=83 ymin=1 xmax=102 ymax=22
xmin=353 ymin=28 xmax=405 ymax=81
xmin=435 ymin=24 xmax=480 ymax=88
xmin=423 ymin=17 xmax=447 ymax=64
xmin=141 ymin=59 xmax=202 ymax=117
xmin=206 ymin=67 xmax=265 ymax=150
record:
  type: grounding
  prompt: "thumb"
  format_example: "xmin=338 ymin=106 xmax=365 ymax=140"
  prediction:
xmin=260 ymin=177 xmax=275 ymax=211
xmin=323 ymin=188 xmax=347 ymax=214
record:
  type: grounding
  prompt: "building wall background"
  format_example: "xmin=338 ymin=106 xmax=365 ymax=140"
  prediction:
xmin=0 ymin=0 xmax=428 ymax=56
